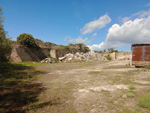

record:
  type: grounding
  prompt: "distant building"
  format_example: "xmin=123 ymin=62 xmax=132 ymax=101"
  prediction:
xmin=132 ymin=43 xmax=150 ymax=67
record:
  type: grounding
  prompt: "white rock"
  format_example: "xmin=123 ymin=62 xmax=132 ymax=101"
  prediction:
xmin=59 ymin=56 xmax=66 ymax=61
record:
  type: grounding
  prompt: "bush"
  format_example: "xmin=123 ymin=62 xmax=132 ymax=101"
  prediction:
xmin=107 ymin=48 xmax=118 ymax=53
xmin=105 ymin=56 xmax=112 ymax=61
xmin=35 ymin=38 xmax=43 ymax=43
xmin=126 ymin=90 xmax=136 ymax=98
xmin=17 ymin=33 xmax=37 ymax=48
xmin=64 ymin=46 xmax=70 ymax=50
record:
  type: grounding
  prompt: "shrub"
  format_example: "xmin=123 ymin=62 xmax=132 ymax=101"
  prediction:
xmin=126 ymin=90 xmax=136 ymax=98
xmin=107 ymin=48 xmax=118 ymax=53
xmin=17 ymin=33 xmax=37 ymax=48
xmin=35 ymin=38 xmax=43 ymax=43
xmin=64 ymin=46 xmax=70 ymax=50
xmin=138 ymin=94 xmax=150 ymax=108
xmin=105 ymin=56 xmax=112 ymax=61
xmin=83 ymin=46 xmax=90 ymax=52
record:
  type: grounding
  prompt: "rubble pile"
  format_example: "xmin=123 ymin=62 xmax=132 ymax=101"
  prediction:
xmin=41 ymin=58 xmax=53 ymax=63
xmin=58 ymin=51 xmax=107 ymax=62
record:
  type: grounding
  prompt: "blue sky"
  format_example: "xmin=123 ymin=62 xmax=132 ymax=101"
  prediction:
xmin=1 ymin=0 xmax=150 ymax=51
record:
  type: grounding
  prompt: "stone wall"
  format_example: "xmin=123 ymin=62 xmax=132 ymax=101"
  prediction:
xmin=108 ymin=51 xmax=131 ymax=60
xmin=50 ymin=49 xmax=75 ymax=59
xmin=115 ymin=51 xmax=131 ymax=60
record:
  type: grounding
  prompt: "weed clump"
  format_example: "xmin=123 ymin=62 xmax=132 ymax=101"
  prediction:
xmin=126 ymin=90 xmax=136 ymax=98
xmin=128 ymin=85 xmax=136 ymax=90
xmin=105 ymin=56 xmax=112 ymax=61
xmin=138 ymin=94 xmax=150 ymax=109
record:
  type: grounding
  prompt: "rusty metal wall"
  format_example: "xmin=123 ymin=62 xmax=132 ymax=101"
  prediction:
xmin=144 ymin=46 xmax=150 ymax=61
xmin=132 ymin=45 xmax=150 ymax=66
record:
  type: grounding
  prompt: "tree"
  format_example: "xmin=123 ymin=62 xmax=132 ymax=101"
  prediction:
xmin=107 ymin=48 xmax=114 ymax=52
xmin=107 ymin=48 xmax=118 ymax=53
xmin=0 ymin=7 xmax=12 ymax=62
xmin=17 ymin=33 xmax=37 ymax=48
xmin=35 ymin=38 xmax=43 ymax=43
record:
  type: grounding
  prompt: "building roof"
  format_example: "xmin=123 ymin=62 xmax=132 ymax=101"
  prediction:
xmin=132 ymin=43 xmax=150 ymax=46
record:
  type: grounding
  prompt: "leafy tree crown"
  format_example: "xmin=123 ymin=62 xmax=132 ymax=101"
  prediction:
xmin=17 ymin=33 xmax=36 ymax=47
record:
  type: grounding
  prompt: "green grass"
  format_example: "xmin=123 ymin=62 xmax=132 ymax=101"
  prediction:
xmin=14 ymin=61 xmax=43 ymax=66
xmin=128 ymin=90 xmax=136 ymax=94
xmin=138 ymin=94 xmax=150 ymax=109
xmin=126 ymin=90 xmax=136 ymax=98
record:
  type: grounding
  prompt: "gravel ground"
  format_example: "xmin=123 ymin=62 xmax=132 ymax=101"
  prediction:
xmin=29 ymin=60 xmax=150 ymax=113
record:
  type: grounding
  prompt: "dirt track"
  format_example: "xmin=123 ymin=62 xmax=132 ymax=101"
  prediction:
xmin=32 ymin=60 xmax=150 ymax=113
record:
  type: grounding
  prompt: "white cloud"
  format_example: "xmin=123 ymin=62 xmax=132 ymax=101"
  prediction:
xmin=92 ymin=33 xmax=97 ymax=37
xmin=133 ymin=10 xmax=150 ymax=18
xmin=121 ymin=10 xmax=150 ymax=23
xmin=89 ymin=16 xmax=150 ymax=51
xmin=65 ymin=36 xmax=91 ymax=44
xmin=88 ymin=42 xmax=104 ymax=51
xmin=121 ymin=17 xmax=130 ymax=23
xmin=80 ymin=14 xmax=111 ymax=35
xmin=146 ymin=2 xmax=150 ymax=7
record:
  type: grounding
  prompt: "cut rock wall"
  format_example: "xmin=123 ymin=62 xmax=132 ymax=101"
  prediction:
xmin=10 ymin=44 xmax=131 ymax=63
xmin=10 ymin=45 xmax=49 ymax=62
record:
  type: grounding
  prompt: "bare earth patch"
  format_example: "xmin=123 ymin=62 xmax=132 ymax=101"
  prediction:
xmin=27 ymin=60 xmax=150 ymax=113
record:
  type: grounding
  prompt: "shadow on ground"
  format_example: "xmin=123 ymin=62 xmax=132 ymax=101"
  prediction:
xmin=0 ymin=63 xmax=52 ymax=113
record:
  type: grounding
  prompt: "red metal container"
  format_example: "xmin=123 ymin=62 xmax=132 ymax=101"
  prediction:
xmin=132 ymin=44 xmax=150 ymax=67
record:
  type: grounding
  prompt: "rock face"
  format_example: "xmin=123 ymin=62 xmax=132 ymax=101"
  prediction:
xmin=10 ymin=41 xmax=131 ymax=63
xmin=115 ymin=51 xmax=131 ymax=60
xmin=68 ymin=43 xmax=90 ymax=53
xmin=10 ymin=43 xmax=91 ymax=62
xmin=109 ymin=52 xmax=116 ymax=60
xmin=10 ymin=45 xmax=49 ymax=62
xmin=36 ymin=42 xmax=56 ymax=48
xmin=50 ymin=43 xmax=90 ymax=59
xmin=50 ymin=49 xmax=72 ymax=59
xmin=59 ymin=51 xmax=107 ymax=62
